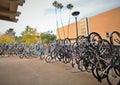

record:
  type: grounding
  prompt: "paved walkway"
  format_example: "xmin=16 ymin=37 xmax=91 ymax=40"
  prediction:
xmin=0 ymin=56 xmax=108 ymax=85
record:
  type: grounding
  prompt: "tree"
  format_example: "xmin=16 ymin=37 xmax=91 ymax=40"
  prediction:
xmin=21 ymin=26 xmax=38 ymax=45
xmin=15 ymin=36 xmax=22 ymax=43
xmin=0 ymin=28 xmax=16 ymax=44
xmin=66 ymin=3 xmax=74 ymax=38
xmin=0 ymin=34 xmax=15 ymax=44
xmin=40 ymin=32 xmax=56 ymax=44
xmin=57 ymin=3 xmax=65 ymax=39
xmin=52 ymin=1 xmax=61 ymax=39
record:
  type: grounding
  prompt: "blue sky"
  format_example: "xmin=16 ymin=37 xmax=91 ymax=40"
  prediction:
xmin=0 ymin=0 xmax=120 ymax=36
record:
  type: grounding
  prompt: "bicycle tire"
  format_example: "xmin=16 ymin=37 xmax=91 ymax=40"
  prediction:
xmin=91 ymin=65 xmax=98 ymax=79
xmin=25 ymin=55 xmax=30 ymax=59
xmin=114 ymin=65 xmax=120 ymax=76
xmin=84 ymin=59 xmax=92 ymax=73
xmin=76 ymin=35 xmax=86 ymax=44
xmin=40 ymin=52 xmax=45 ymax=60
xmin=63 ymin=56 xmax=72 ymax=64
xmin=88 ymin=32 xmax=102 ymax=48
xmin=45 ymin=55 xmax=52 ymax=63
xmin=106 ymin=65 xmax=120 ymax=85
xmin=98 ymin=39 xmax=112 ymax=58
xmin=72 ymin=42 xmax=77 ymax=49
xmin=96 ymin=60 xmax=107 ymax=82
xmin=64 ymin=38 xmax=71 ymax=46
xmin=110 ymin=31 xmax=120 ymax=45
xmin=19 ymin=54 xmax=24 ymax=59
xmin=77 ymin=59 xmax=86 ymax=72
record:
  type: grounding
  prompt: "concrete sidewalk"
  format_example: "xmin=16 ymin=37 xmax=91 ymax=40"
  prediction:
xmin=0 ymin=57 xmax=108 ymax=85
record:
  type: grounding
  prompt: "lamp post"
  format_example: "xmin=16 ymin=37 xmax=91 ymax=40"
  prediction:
xmin=72 ymin=11 xmax=80 ymax=38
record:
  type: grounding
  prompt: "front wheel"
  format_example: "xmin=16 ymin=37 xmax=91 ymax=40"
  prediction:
xmin=88 ymin=32 xmax=102 ymax=48
xmin=45 ymin=55 xmax=52 ymax=63
xmin=110 ymin=31 xmax=120 ymax=45
xmin=64 ymin=38 xmax=71 ymax=46
xmin=106 ymin=66 xmax=120 ymax=85
xmin=114 ymin=65 xmax=120 ymax=76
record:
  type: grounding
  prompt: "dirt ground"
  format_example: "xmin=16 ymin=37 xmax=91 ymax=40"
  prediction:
xmin=0 ymin=56 xmax=108 ymax=85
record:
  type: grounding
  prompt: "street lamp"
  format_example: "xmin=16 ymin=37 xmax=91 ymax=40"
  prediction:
xmin=72 ymin=11 xmax=80 ymax=38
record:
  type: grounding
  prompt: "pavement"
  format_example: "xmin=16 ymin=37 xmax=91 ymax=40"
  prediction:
xmin=0 ymin=56 xmax=108 ymax=85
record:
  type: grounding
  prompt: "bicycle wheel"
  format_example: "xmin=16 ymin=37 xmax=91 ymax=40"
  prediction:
xmin=25 ymin=55 xmax=30 ymax=59
xmin=64 ymin=38 xmax=71 ymax=46
xmin=110 ymin=31 xmax=120 ymax=45
xmin=72 ymin=42 xmax=77 ymax=49
xmin=114 ymin=65 xmax=120 ymax=76
xmin=63 ymin=55 xmax=72 ymax=64
xmin=51 ymin=50 xmax=57 ymax=62
xmin=98 ymin=39 xmax=112 ymax=58
xmin=88 ymin=32 xmax=102 ymax=48
xmin=76 ymin=35 xmax=87 ymax=44
xmin=91 ymin=64 xmax=98 ymax=79
xmin=19 ymin=54 xmax=24 ymax=59
xmin=96 ymin=60 xmax=107 ymax=82
xmin=84 ymin=59 xmax=92 ymax=72
xmin=40 ymin=52 xmax=45 ymax=60
xmin=106 ymin=65 xmax=120 ymax=85
xmin=45 ymin=55 xmax=52 ymax=63
xmin=77 ymin=59 xmax=86 ymax=72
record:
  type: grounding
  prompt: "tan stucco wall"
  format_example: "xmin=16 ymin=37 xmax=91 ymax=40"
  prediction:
xmin=57 ymin=22 xmax=81 ymax=39
xmin=57 ymin=7 xmax=120 ymax=39
xmin=89 ymin=7 xmax=120 ymax=39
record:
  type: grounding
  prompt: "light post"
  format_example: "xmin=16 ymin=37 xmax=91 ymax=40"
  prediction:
xmin=72 ymin=11 xmax=80 ymax=38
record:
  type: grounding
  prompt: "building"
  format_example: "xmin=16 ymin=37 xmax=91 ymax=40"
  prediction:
xmin=56 ymin=7 xmax=120 ymax=40
xmin=0 ymin=0 xmax=25 ymax=22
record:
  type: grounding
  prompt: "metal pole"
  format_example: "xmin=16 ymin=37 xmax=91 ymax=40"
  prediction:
xmin=86 ymin=17 xmax=89 ymax=36
xmin=75 ymin=17 xmax=78 ymax=38
xmin=72 ymin=11 xmax=80 ymax=38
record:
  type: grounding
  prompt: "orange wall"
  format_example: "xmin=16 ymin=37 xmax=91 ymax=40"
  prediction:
xmin=57 ymin=22 xmax=81 ymax=39
xmin=57 ymin=7 xmax=120 ymax=39
xmin=89 ymin=7 xmax=120 ymax=39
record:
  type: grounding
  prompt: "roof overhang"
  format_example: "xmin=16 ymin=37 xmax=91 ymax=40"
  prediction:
xmin=0 ymin=0 xmax=25 ymax=22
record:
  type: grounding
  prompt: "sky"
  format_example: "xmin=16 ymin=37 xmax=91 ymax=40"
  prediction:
xmin=0 ymin=0 xmax=120 ymax=36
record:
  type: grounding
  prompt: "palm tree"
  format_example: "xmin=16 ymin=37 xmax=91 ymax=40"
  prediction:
xmin=52 ymin=1 xmax=61 ymax=39
xmin=66 ymin=4 xmax=74 ymax=38
xmin=57 ymin=3 xmax=65 ymax=39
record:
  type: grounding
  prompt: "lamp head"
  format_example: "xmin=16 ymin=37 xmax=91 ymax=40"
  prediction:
xmin=72 ymin=11 xmax=80 ymax=16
